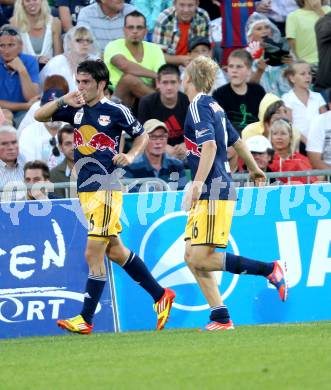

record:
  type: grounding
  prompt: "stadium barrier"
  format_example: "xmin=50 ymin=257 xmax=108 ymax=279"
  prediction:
xmin=0 ymin=183 xmax=330 ymax=337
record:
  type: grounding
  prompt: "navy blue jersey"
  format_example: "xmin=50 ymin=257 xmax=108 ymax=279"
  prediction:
xmin=53 ymin=97 xmax=144 ymax=192
xmin=184 ymin=93 xmax=240 ymax=200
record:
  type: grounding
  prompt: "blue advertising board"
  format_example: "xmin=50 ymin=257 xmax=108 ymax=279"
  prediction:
xmin=114 ymin=184 xmax=331 ymax=331
xmin=0 ymin=199 xmax=116 ymax=338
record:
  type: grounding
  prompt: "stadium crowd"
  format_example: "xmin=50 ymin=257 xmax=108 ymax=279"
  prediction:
xmin=1 ymin=0 xmax=331 ymax=200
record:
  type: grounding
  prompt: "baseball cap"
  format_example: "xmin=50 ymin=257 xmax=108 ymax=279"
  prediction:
xmin=40 ymin=88 xmax=65 ymax=106
xmin=188 ymin=36 xmax=211 ymax=52
xmin=144 ymin=119 xmax=168 ymax=134
xmin=246 ymin=135 xmax=272 ymax=153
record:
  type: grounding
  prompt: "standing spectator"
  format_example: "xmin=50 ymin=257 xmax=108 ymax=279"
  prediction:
xmin=50 ymin=124 xmax=77 ymax=198
xmin=269 ymin=119 xmax=317 ymax=184
xmin=124 ymin=119 xmax=187 ymax=190
xmin=0 ymin=25 xmax=40 ymax=127
xmin=282 ymin=61 xmax=326 ymax=145
xmin=0 ymin=125 xmax=25 ymax=201
xmin=315 ymin=11 xmax=331 ymax=94
xmin=10 ymin=0 xmax=62 ymax=69
xmin=212 ymin=49 xmax=265 ymax=135
xmin=306 ymin=89 xmax=331 ymax=170
xmin=104 ymin=10 xmax=165 ymax=107
xmin=77 ymin=0 xmax=135 ymax=52
xmin=56 ymin=0 xmax=95 ymax=32
xmin=40 ymin=25 xmax=99 ymax=92
xmin=286 ymin=0 xmax=331 ymax=65
xmin=153 ymin=0 xmax=210 ymax=66
xmin=138 ymin=64 xmax=189 ymax=160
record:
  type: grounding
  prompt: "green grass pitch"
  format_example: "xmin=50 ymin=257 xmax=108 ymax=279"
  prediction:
xmin=1 ymin=322 xmax=330 ymax=390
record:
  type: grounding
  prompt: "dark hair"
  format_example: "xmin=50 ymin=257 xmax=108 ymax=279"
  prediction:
xmin=44 ymin=75 xmax=69 ymax=94
xmin=77 ymin=59 xmax=109 ymax=86
xmin=228 ymin=49 xmax=253 ymax=68
xmin=263 ymin=100 xmax=284 ymax=124
xmin=58 ymin=124 xmax=74 ymax=145
xmin=124 ymin=10 xmax=146 ymax=27
xmin=157 ymin=64 xmax=180 ymax=80
xmin=24 ymin=160 xmax=50 ymax=180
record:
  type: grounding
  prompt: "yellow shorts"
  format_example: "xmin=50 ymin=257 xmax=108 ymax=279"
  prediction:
xmin=78 ymin=190 xmax=122 ymax=242
xmin=185 ymin=200 xmax=235 ymax=247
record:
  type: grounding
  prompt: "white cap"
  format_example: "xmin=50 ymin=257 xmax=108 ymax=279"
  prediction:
xmin=246 ymin=135 xmax=272 ymax=153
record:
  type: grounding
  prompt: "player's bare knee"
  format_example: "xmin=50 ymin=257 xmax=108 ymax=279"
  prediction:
xmin=189 ymin=255 xmax=208 ymax=271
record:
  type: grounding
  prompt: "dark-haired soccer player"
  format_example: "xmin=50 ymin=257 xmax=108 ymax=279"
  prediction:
xmin=182 ymin=56 xmax=288 ymax=331
xmin=34 ymin=59 xmax=175 ymax=334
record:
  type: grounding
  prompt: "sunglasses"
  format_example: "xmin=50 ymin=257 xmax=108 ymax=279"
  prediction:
xmin=0 ymin=28 xmax=19 ymax=37
xmin=49 ymin=137 xmax=60 ymax=157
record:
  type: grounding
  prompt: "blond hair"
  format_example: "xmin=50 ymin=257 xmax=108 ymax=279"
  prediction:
xmin=185 ymin=56 xmax=219 ymax=94
xmin=12 ymin=0 xmax=51 ymax=33
xmin=283 ymin=60 xmax=311 ymax=87
xmin=270 ymin=119 xmax=295 ymax=155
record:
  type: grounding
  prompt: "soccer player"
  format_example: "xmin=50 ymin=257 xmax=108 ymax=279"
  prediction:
xmin=34 ymin=59 xmax=175 ymax=334
xmin=182 ymin=56 xmax=288 ymax=331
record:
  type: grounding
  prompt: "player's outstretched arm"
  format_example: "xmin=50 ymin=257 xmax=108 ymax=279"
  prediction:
xmin=233 ymin=138 xmax=266 ymax=186
xmin=34 ymin=91 xmax=85 ymax=122
xmin=113 ymin=132 xmax=148 ymax=166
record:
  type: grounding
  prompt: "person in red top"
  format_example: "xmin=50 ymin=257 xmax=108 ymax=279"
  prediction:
xmin=269 ymin=119 xmax=317 ymax=184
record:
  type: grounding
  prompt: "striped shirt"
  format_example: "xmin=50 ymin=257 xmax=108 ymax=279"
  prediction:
xmin=77 ymin=3 xmax=136 ymax=51
xmin=152 ymin=6 xmax=211 ymax=55
xmin=0 ymin=156 xmax=25 ymax=202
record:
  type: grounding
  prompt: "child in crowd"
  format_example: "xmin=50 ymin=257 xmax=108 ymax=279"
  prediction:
xmin=212 ymin=49 xmax=265 ymax=135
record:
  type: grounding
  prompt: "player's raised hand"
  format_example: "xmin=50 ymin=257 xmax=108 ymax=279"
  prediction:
xmin=112 ymin=153 xmax=134 ymax=166
xmin=63 ymin=91 xmax=86 ymax=107
xmin=249 ymin=168 xmax=267 ymax=187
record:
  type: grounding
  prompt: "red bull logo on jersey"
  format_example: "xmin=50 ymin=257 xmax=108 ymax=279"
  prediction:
xmin=184 ymin=136 xmax=201 ymax=157
xmin=74 ymin=125 xmax=119 ymax=155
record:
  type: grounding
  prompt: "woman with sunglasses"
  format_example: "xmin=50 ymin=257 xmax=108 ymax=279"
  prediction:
xmin=40 ymin=25 xmax=100 ymax=92
xmin=10 ymin=0 xmax=62 ymax=69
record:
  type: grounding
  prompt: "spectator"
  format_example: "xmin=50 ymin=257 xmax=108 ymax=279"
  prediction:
xmin=40 ymin=25 xmax=99 ymax=92
xmin=315 ymin=11 xmax=331 ymax=94
xmin=0 ymin=24 xmax=39 ymax=127
xmin=138 ymin=64 xmax=189 ymax=160
xmin=282 ymin=61 xmax=326 ymax=146
xmin=19 ymin=87 xmax=64 ymax=169
xmin=18 ymin=74 xmax=69 ymax=136
xmin=245 ymin=134 xmax=273 ymax=173
xmin=131 ymin=0 xmax=172 ymax=36
xmin=246 ymin=12 xmax=291 ymax=97
xmin=153 ymin=0 xmax=210 ymax=66
xmin=50 ymin=124 xmax=77 ymax=198
xmin=286 ymin=0 xmax=331 ymax=65
xmin=56 ymin=0 xmax=95 ymax=32
xmin=24 ymin=159 xmax=57 ymax=199
xmin=0 ymin=124 xmax=25 ymax=201
xmin=212 ymin=49 xmax=265 ymax=135
xmin=124 ymin=119 xmax=187 ymax=190
xmin=268 ymin=118 xmax=317 ymax=184
xmin=306 ymin=89 xmax=331 ymax=170
xmin=10 ymin=0 xmax=62 ymax=69
xmin=104 ymin=10 xmax=165 ymax=107
xmin=77 ymin=0 xmax=135 ymax=52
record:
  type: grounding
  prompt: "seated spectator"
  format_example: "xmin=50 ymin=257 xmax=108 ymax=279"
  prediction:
xmin=24 ymin=159 xmax=57 ymax=200
xmin=124 ymin=119 xmax=187 ymax=191
xmin=212 ymin=49 xmax=265 ymax=135
xmin=77 ymin=0 xmax=135 ymax=52
xmin=306 ymin=89 xmax=331 ymax=170
xmin=56 ymin=0 xmax=95 ymax=33
xmin=131 ymin=0 xmax=172 ymax=37
xmin=50 ymin=124 xmax=77 ymax=198
xmin=0 ymin=24 xmax=40 ymax=127
xmin=246 ymin=12 xmax=291 ymax=97
xmin=0 ymin=124 xmax=25 ymax=201
xmin=186 ymin=36 xmax=227 ymax=93
xmin=153 ymin=0 xmax=210 ymax=66
xmin=19 ymin=88 xmax=65 ymax=169
xmin=286 ymin=0 xmax=331 ymax=65
xmin=18 ymin=74 xmax=69 ymax=136
xmin=10 ymin=0 xmax=62 ymax=69
xmin=315 ymin=11 xmax=331 ymax=94
xmin=138 ymin=64 xmax=189 ymax=160
xmin=245 ymin=134 xmax=273 ymax=174
xmin=282 ymin=61 xmax=326 ymax=146
xmin=104 ymin=10 xmax=165 ymax=108
xmin=268 ymin=119 xmax=317 ymax=184
xmin=40 ymin=25 xmax=99 ymax=92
